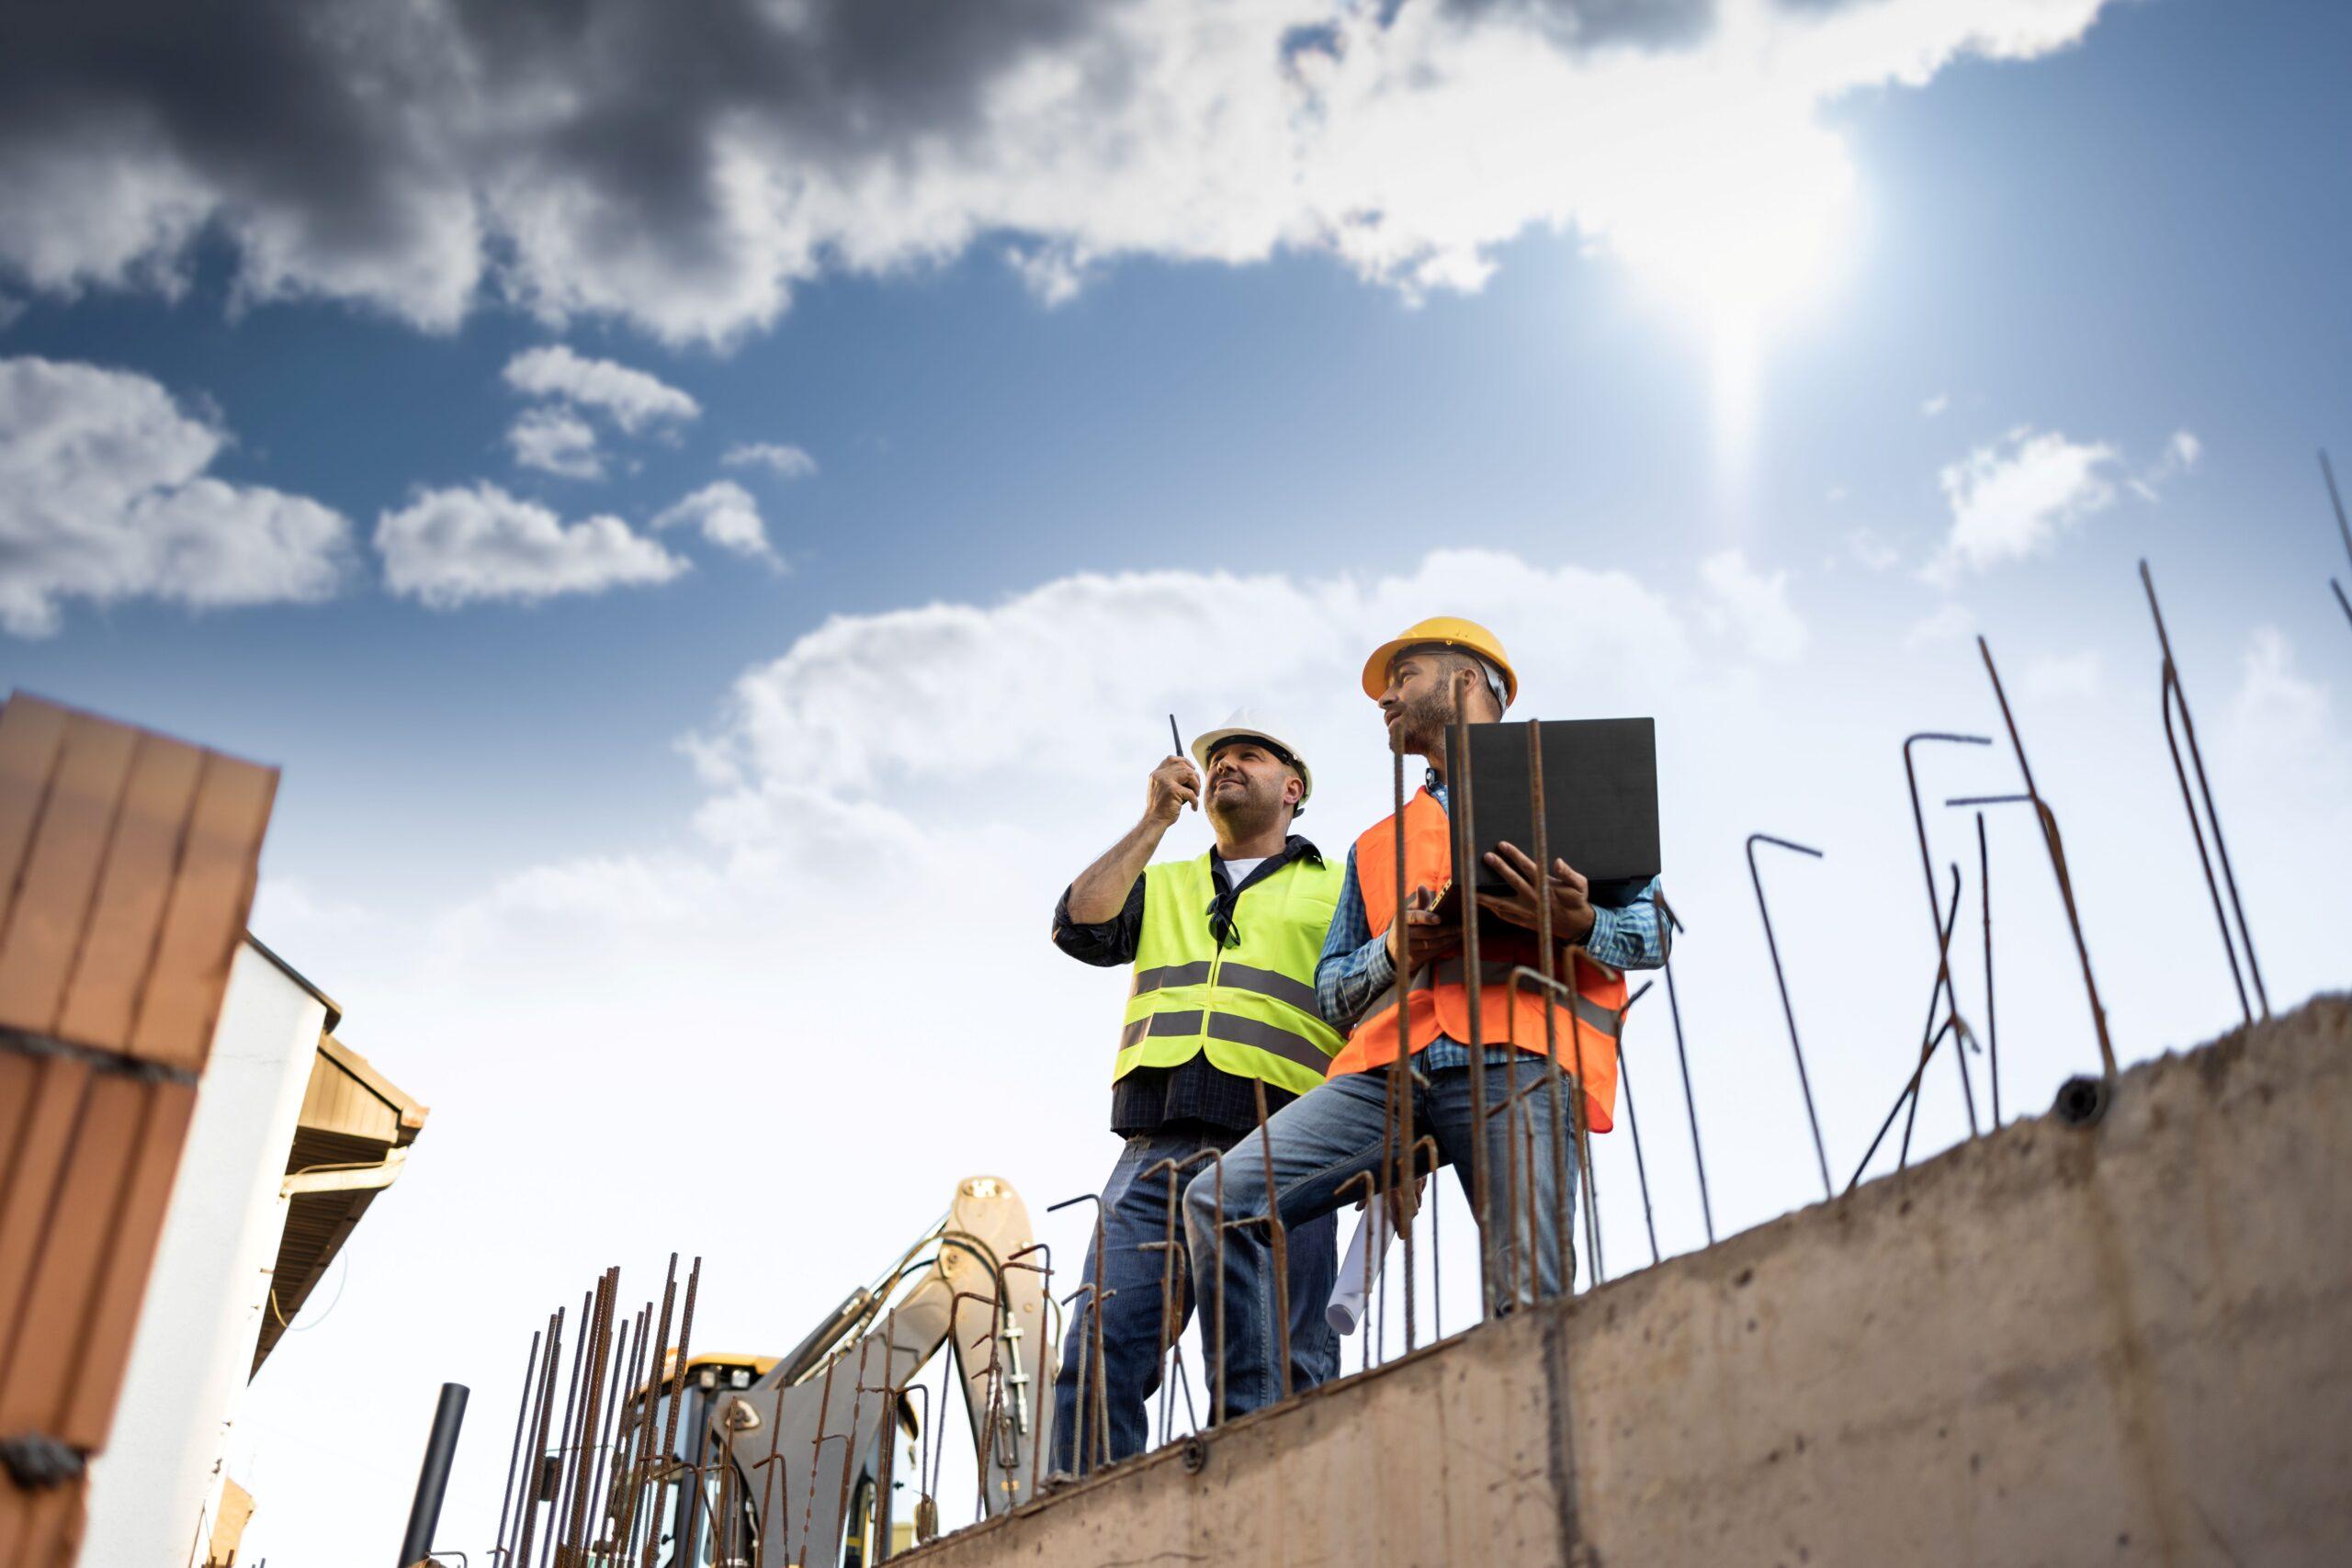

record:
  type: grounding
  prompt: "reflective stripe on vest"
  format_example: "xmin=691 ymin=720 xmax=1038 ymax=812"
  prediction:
xmin=1114 ymin=852 xmax=1345 ymax=1098
xmin=1412 ymin=959 xmax=1623 ymax=1040
xmin=1327 ymin=786 xmax=1627 ymax=1133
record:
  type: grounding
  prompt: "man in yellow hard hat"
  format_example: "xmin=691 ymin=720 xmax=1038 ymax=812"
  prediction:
xmin=1047 ymin=708 xmax=1345 ymax=1475
xmin=1185 ymin=618 xmax=1668 ymax=1422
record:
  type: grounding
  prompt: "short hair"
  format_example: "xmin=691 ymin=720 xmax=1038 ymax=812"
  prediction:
xmin=1415 ymin=646 xmax=1509 ymax=716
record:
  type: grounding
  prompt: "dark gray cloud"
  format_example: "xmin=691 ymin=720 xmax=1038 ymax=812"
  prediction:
xmin=1437 ymin=0 xmax=1716 ymax=51
xmin=0 ymin=0 xmax=2112 ymax=341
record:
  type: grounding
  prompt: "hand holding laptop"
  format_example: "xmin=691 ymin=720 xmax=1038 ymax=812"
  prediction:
xmin=1476 ymin=840 xmax=1596 ymax=945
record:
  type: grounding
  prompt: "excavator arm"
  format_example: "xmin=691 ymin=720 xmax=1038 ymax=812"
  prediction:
xmin=700 ymin=1175 xmax=1057 ymax=1566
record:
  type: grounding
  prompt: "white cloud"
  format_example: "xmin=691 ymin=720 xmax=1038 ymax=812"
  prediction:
xmin=502 ymin=346 xmax=699 ymax=433
xmin=0 ymin=1 xmax=2122 ymax=345
xmin=1697 ymin=548 xmax=1808 ymax=662
xmin=505 ymin=406 xmax=603 ymax=479
xmin=0 ymin=355 xmax=350 ymax=637
xmin=723 ymin=443 xmax=818 ymax=479
xmin=1921 ymin=392 xmax=1950 ymax=417
xmin=2129 ymin=428 xmax=2202 ymax=502
xmin=684 ymin=548 xmax=1699 ymax=860
xmin=652 ymin=480 xmax=776 ymax=562
xmin=375 ymin=482 xmax=687 ymax=608
xmin=1927 ymin=426 xmax=2120 ymax=584
xmin=2021 ymin=649 xmax=2104 ymax=702
xmin=1846 ymin=526 xmax=1900 ymax=572
xmin=1905 ymin=603 xmax=1975 ymax=649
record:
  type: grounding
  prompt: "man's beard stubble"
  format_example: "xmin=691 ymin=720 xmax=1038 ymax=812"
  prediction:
xmin=1206 ymin=771 xmax=1283 ymax=840
xmin=1392 ymin=682 xmax=1458 ymax=757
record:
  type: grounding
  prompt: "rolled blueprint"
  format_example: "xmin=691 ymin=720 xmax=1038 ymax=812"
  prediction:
xmin=1326 ymin=1203 xmax=1396 ymax=1337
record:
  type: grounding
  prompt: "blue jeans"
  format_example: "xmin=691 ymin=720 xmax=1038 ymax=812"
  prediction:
xmin=1183 ymin=1059 xmax=1577 ymax=1420
xmin=1051 ymin=1125 xmax=1338 ymax=1473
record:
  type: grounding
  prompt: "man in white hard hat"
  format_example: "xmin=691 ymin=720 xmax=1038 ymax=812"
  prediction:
xmin=1046 ymin=710 xmax=1345 ymax=1476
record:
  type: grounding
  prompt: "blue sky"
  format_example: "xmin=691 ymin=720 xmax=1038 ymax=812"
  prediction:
xmin=6 ymin=0 xmax=2349 ymax=1558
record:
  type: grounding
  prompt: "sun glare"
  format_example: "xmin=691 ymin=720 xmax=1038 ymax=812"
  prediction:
xmin=1600 ymin=111 xmax=1857 ymax=475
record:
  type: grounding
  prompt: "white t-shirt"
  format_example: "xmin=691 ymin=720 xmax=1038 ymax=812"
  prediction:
xmin=1217 ymin=856 xmax=1268 ymax=888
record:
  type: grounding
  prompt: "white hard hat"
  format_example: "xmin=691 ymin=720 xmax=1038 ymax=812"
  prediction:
xmin=1191 ymin=709 xmax=1313 ymax=807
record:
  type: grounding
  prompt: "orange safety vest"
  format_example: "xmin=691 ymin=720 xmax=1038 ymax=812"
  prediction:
xmin=1329 ymin=786 xmax=1626 ymax=1134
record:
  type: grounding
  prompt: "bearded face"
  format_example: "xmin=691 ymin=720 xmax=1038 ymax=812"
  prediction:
xmin=1204 ymin=741 xmax=1298 ymax=837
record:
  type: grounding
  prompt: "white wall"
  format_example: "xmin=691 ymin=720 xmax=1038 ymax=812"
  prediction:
xmin=83 ymin=942 xmax=325 ymax=1568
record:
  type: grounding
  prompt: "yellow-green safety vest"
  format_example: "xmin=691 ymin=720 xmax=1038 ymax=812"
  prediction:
xmin=1114 ymin=852 xmax=1345 ymax=1098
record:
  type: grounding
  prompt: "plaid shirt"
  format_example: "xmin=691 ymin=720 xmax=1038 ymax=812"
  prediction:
xmin=1315 ymin=779 xmax=1668 ymax=1069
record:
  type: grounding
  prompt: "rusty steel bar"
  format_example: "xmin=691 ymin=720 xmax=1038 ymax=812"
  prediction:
xmin=537 ymin=1289 xmax=591 ymax=1568
xmin=1388 ymin=743 xmax=1418 ymax=1352
xmin=1897 ymin=863 xmax=1969 ymax=1171
xmin=512 ymin=1305 xmax=564 ymax=1568
xmin=1612 ymin=979 xmax=1661 ymax=1268
xmin=560 ymin=1269 xmax=616 ymax=1560
xmin=1747 ymin=833 xmax=1833 ymax=1199
xmin=1565 ymin=950 xmax=1608 ymax=1292
xmin=645 ymin=1256 xmax=700 ymax=1568
xmin=1250 ymin=1080 xmax=1295 ymax=1401
xmin=1978 ymin=637 xmax=2118 ymax=1079
xmin=1136 ymin=1156 xmax=1186 ymax=1448
xmin=1525 ymin=718 xmax=1577 ymax=1305
xmin=589 ymin=1306 xmax=640 ymax=1555
xmin=1054 ymin=1284 xmax=1100 ymax=1474
xmin=796 ymin=1316 xmax=848 ymax=1556
xmin=492 ymin=1328 xmax=543 ymax=1563
xmin=2324 ymin=451 xmax=2352 ymax=633
xmin=2143 ymin=559 xmax=2268 ymax=1022
xmin=618 ymin=1312 xmax=658 ymax=1562
xmin=1004 ymin=1242 xmax=1057 ymax=1491
xmin=1979 ymin=813 xmax=1998 ymax=1128
xmin=1046 ymin=1190 xmax=1113 ymax=1471
xmin=618 ymin=1256 xmax=678 ymax=1566
xmin=1449 ymin=714 xmax=1497 ymax=1323
xmin=1905 ymin=733 xmax=1991 ymax=1138
xmin=1493 ymin=960 xmax=1613 ymax=1288
xmin=582 ymin=1309 xmax=635 ymax=1555
xmin=1408 ymin=1134 xmax=1443 ymax=1341
xmin=1650 ymin=890 xmax=1713 ymax=1245
xmin=1845 ymin=866 xmax=1964 ymax=1193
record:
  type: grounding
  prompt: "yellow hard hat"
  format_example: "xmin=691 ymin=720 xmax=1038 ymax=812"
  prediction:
xmin=1361 ymin=616 xmax=1519 ymax=706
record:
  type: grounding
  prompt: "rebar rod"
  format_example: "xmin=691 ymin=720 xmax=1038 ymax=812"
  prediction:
xmin=2324 ymin=451 xmax=2352 ymax=632
xmin=1846 ymin=867 xmax=1963 ymax=1192
xmin=512 ymin=1306 xmax=563 ymax=1568
xmin=1904 ymin=733 xmax=1989 ymax=1138
xmin=1251 ymin=1080 xmax=1295 ymax=1400
xmin=492 ymin=1329 xmax=543 ymax=1562
xmin=1747 ymin=833 xmax=1833 ymax=1198
xmin=537 ymin=1289 xmax=590 ymax=1568
xmin=1389 ymin=744 xmax=1417 ymax=1349
xmin=583 ymin=1311 xmax=633 ymax=1555
xmin=1450 ymin=715 xmax=1497 ymax=1321
xmin=1979 ymin=813 xmax=1998 ymax=1129
xmin=645 ymin=1257 xmax=700 ymax=1568
xmin=1527 ymin=719 xmax=1579 ymax=1302
xmin=1978 ymin=637 xmax=2117 ymax=1079
xmin=1897 ymin=864 xmax=1969 ymax=1170
xmin=1613 ymin=979 xmax=1661 ymax=1267
xmin=1651 ymin=891 xmax=1713 ymax=1245
xmin=615 ymin=1257 xmax=677 ymax=1562
xmin=2143 ymin=559 xmax=2268 ymax=1021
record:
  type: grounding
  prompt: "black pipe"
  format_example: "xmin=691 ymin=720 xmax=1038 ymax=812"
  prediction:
xmin=399 ymin=1382 xmax=469 ymax=1566
xmin=775 ymin=1286 xmax=873 ymax=1387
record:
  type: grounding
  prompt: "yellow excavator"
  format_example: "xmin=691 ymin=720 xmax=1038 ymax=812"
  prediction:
xmin=595 ymin=1176 xmax=1058 ymax=1566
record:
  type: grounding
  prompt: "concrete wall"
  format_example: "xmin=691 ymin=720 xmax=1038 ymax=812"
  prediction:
xmin=82 ymin=944 xmax=324 ymax=1568
xmin=900 ymin=996 xmax=2352 ymax=1567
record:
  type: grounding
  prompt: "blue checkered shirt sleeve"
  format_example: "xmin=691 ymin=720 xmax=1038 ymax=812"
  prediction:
xmin=1313 ymin=789 xmax=1669 ymax=1039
